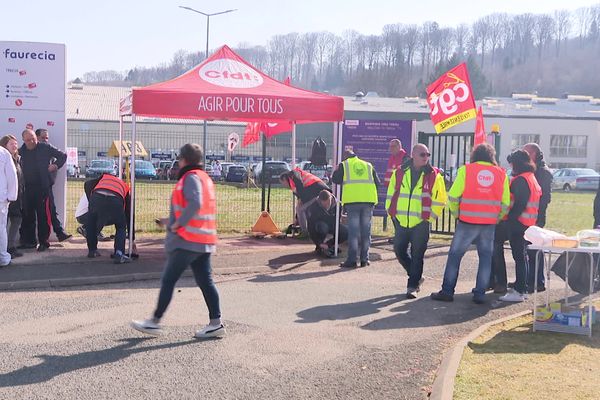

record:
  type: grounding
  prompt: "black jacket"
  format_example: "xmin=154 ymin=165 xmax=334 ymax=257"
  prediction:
xmin=534 ymin=161 xmax=553 ymax=228
xmin=18 ymin=142 xmax=67 ymax=190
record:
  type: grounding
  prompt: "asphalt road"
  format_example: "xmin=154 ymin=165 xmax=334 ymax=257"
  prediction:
xmin=0 ymin=247 xmax=535 ymax=400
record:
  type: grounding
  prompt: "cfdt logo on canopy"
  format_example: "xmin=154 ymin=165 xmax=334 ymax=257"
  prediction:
xmin=476 ymin=170 xmax=495 ymax=187
xmin=199 ymin=59 xmax=263 ymax=88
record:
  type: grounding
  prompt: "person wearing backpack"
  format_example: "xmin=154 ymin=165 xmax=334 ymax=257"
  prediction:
xmin=332 ymin=149 xmax=380 ymax=268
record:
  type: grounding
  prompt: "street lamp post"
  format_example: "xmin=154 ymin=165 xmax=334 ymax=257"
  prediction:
xmin=179 ymin=6 xmax=237 ymax=167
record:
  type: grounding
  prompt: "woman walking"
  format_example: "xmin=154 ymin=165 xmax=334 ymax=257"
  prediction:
xmin=131 ymin=143 xmax=224 ymax=338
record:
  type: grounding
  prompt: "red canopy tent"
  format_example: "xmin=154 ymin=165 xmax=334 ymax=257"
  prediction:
xmin=119 ymin=45 xmax=345 ymax=253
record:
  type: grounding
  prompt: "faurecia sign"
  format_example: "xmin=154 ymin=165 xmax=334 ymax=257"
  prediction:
xmin=3 ymin=48 xmax=56 ymax=61
xmin=199 ymin=59 xmax=263 ymax=88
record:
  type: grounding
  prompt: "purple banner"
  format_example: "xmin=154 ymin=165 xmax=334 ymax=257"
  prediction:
xmin=341 ymin=119 xmax=414 ymax=217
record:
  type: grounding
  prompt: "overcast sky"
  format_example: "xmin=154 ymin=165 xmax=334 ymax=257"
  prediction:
xmin=1 ymin=0 xmax=597 ymax=80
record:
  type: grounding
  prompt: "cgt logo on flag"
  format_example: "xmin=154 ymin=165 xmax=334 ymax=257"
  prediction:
xmin=47 ymin=121 xmax=55 ymax=127
xmin=426 ymin=63 xmax=477 ymax=134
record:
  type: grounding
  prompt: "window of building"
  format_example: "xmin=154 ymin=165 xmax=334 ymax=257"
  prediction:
xmin=550 ymin=135 xmax=587 ymax=158
xmin=511 ymin=134 xmax=540 ymax=150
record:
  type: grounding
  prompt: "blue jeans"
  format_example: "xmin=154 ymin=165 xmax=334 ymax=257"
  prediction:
xmin=154 ymin=249 xmax=221 ymax=320
xmin=345 ymin=204 xmax=373 ymax=265
xmin=441 ymin=221 xmax=495 ymax=298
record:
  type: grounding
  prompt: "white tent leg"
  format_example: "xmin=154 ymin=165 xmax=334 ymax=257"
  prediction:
xmin=333 ymin=121 xmax=343 ymax=256
xmin=291 ymin=122 xmax=296 ymax=224
xmin=129 ymin=113 xmax=137 ymax=256
xmin=118 ymin=116 xmax=123 ymax=179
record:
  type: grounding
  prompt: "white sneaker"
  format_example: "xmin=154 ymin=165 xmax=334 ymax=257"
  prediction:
xmin=499 ymin=289 xmax=526 ymax=302
xmin=195 ymin=324 xmax=226 ymax=339
xmin=130 ymin=318 xmax=162 ymax=336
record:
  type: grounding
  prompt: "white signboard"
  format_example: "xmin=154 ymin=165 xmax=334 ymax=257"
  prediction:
xmin=66 ymin=147 xmax=78 ymax=166
xmin=0 ymin=41 xmax=66 ymax=228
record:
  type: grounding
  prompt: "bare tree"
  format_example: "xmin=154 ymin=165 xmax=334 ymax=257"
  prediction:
xmin=473 ymin=17 xmax=490 ymax=67
xmin=454 ymin=23 xmax=470 ymax=57
xmin=553 ymin=9 xmax=572 ymax=56
xmin=315 ymin=32 xmax=335 ymax=81
xmin=575 ymin=6 xmax=592 ymax=47
xmin=534 ymin=14 xmax=556 ymax=61
xmin=487 ymin=13 xmax=507 ymax=66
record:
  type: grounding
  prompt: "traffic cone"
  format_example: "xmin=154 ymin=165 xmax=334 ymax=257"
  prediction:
xmin=251 ymin=211 xmax=281 ymax=235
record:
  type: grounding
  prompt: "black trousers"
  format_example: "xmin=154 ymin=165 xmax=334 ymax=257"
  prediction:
xmin=308 ymin=221 xmax=348 ymax=248
xmin=491 ymin=222 xmax=509 ymax=289
xmin=393 ymin=219 xmax=430 ymax=289
xmin=85 ymin=192 xmax=126 ymax=254
xmin=48 ymin=187 xmax=66 ymax=235
xmin=20 ymin=186 xmax=51 ymax=246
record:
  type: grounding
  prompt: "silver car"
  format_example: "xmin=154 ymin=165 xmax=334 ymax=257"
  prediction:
xmin=552 ymin=168 xmax=600 ymax=191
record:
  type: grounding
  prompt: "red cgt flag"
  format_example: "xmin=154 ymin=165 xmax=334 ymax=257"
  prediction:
xmin=426 ymin=63 xmax=477 ymax=134
xmin=474 ymin=106 xmax=486 ymax=146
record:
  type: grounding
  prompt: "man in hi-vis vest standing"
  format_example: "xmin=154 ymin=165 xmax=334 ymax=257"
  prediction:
xmin=386 ymin=144 xmax=447 ymax=299
xmin=332 ymin=149 xmax=380 ymax=268
xmin=131 ymin=143 xmax=225 ymax=339
xmin=431 ymin=143 xmax=510 ymax=304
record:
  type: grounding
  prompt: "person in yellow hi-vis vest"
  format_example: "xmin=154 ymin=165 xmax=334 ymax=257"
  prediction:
xmin=431 ymin=143 xmax=510 ymax=305
xmin=332 ymin=150 xmax=380 ymax=268
xmin=386 ymin=144 xmax=447 ymax=299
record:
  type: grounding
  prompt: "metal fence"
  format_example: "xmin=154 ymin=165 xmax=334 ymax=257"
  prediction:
xmin=65 ymin=120 xmax=335 ymax=233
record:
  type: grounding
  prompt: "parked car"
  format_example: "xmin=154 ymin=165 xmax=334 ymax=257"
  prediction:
xmin=225 ymin=165 xmax=247 ymax=182
xmin=301 ymin=162 xmax=332 ymax=184
xmin=85 ymin=159 xmax=117 ymax=178
xmin=220 ymin=162 xmax=235 ymax=176
xmin=253 ymin=161 xmax=291 ymax=184
xmin=552 ymin=168 xmax=600 ymax=191
xmin=134 ymin=160 xmax=158 ymax=180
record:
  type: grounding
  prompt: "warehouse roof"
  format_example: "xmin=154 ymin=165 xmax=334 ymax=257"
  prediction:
xmin=67 ymin=84 xmax=600 ymax=122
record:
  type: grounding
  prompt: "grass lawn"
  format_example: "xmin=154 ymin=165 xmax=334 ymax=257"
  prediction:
xmin=454 ymin=304 xmax=600 ymax=400
xmin=64 ymin=181 xmax=597 ymax=236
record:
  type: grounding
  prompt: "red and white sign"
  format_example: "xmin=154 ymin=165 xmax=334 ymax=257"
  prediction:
xmin=426 ymin=63 xmax=477 ymax=134
xmin=66 ymin=147 xmax=78 ymax=166
xmin=227 ymin=132 xmax=240 ymax=152
xmin=8 ymin=117 xmax=15 ymax=123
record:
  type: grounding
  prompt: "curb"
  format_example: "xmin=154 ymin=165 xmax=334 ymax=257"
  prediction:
xmin=430 ymin=309 xmax=531 ymax=400
xmin=0 ymin=264 xmax=276 ymax=291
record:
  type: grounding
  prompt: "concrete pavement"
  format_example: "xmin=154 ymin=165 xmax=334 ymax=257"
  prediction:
xmin=0 ymin=236 xmax=541 ymax=399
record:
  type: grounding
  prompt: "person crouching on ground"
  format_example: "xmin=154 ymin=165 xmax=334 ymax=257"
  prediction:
xmin=307 ymin=190 xmax=348 ymax=257
xmin=386 ymin=144 xmax=447 ymax=299
xmin=494 ymin=150 xmax=541 ymax=303
xmin=84 ymin=173 xmax=133 ymax=263
xmin=131 ymin=143 xmax=224 ymax=339
xmin=431 ymin=143 xmax=510 ymax=304
xmin=279 ymin=167 xmax=331 ymax=235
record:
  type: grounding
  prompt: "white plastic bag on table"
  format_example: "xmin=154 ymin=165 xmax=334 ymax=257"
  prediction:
xmin=524 ymin=226 xmax=566 ymax=247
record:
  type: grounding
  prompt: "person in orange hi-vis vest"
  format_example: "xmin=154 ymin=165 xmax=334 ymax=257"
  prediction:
xmin=131 ymin=143 xmax=225 ymax=339
xmin=84 ymin=173 xmax=133 ymax=264
xmin=279 ymin=168 xmax=331 ymax=235
xmin=431 ymin=143 xmax=510 ymax=304
xmin=494 ymin=150 xmax=541 ymax=302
